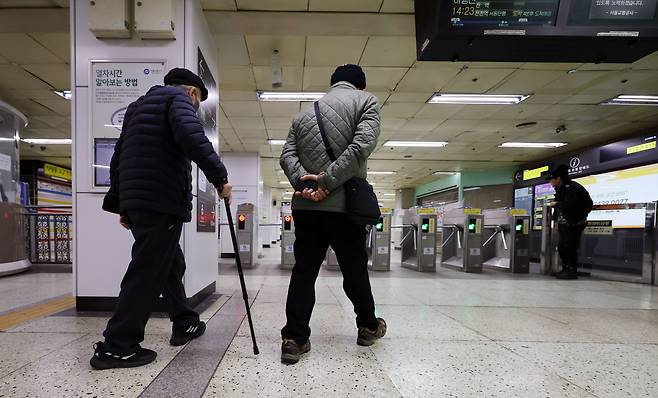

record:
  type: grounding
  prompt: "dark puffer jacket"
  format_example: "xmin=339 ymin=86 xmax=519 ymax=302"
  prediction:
xmin=107 ymin=85 xmax=228 ymax=222
xmin=554 ymin=179 xmax=593 ymax=225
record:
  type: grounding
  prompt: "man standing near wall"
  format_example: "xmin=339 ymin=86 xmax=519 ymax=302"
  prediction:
xmin=91 ymin=68 xmax=232 ymax=370
xmin=548 ymin=165 xmax=593 ymax=280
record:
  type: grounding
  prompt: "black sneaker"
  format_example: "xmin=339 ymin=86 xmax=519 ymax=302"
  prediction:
xmin=555 ymin=269 xmax=578 ymax=280
xmin=170 ymin=321 xmax=206 ymax=346
xmin=357 ymin=318 xmax=387 ymax=347
xmin=90 ymin=341 xmax=157 ymax=370
xmin=281 ymin=339 xmax=311 ymax=365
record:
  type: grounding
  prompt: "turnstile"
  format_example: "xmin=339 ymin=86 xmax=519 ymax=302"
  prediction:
xmin=440 ymin=208 xmax=483 ymax=273
xmin=369 ymin=212 xmax=392 ymax=271
xmin=325 ymin=247 xmax=339 ymax=270
xmin=236 ymin=203 xmax=256 ymax=268
xmin=400 ymin=208 xmax=437 ymax=272
xmin=482 ymin=208 xmax=530 ymax=273
xmin=280 ymin=209 xmax=295 ymax=270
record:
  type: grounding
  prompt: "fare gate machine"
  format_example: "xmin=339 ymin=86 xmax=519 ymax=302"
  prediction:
xmin=369 ymin=212 xmax=392 ymax=271
xmin=482 ymin=209 xmax=531 ymax=273
xmin=440 ymin=208 xmax=483 ymax=273
xmin=280 ymin=209 xmax=295 ymax=270
xmin=400 ymin=208 xmax=437 ymax=272
xmin=236 ymin=203 xmax=256 ymax=268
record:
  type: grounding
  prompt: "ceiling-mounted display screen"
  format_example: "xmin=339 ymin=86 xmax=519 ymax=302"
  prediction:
xmin=450 ymin=0 xmax=561 ymax=28
xmin=568 ymin=0 xmax=658 ymax=26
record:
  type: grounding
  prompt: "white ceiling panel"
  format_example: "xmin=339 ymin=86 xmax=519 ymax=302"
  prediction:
xmin=0 ymin=34 xmax=61 ymax=64
xmin=0 ymin=88 xmax=59 ymax=100
xmin=380 ymin=117 xmax=407 ymax=131
xmin=230 ymin=117 xmax=266 ymax=132
xmin=218 ymin=65 xmax=255 ymax=90
xmin=581 ymin=70 xmax=658 ymax=95
xmin=632 ymin=50 xmax=658 ymax=70
xmin=0 ymin=0 xmax=60 ymax=6
xmin=415 ymin=104 xmax=464 ymax=119
xmin=221 ymin=101 xmax=262 ymax=117
xmin=34 ymin=97 xmax=70 ymax=116
xmin=361 ymin=67 xmax=406 ymax=92
xmin=520 ymin=62 xmax=582 ymax=71
xmin=451 ymin=105 xmax=506 ymax=120
xmin=0 ymin=65 xmax=52 ymax=90
xmin=536 ymin=71 xmax=611 ymax=95
xmin=380 ymin=102 xmax=423 ymax=118
xmin=260 ymin=102 xmax=301 ymax=117
xmin=400 ymin=118 xmax=442 ymax=132
xmin=441 ymin=68 xmax=515 ymax=94
xmin=216 ymin=35 xmax=250 ymax=65
xmin=489 ymin=104 xmax=551 ymax=120
xmin=491 ymin=69 xmax=564 ymax=94
xmin=380 ymin=0 xmax=414 ymax=13
xmin=523 ymin=94 xmax=570 ymax=104
xmin=302 ymin=66 xmax=334 ymax=91
xmin=29 ymin=33 xmax=69 ymax=63
xmin=395 ymin=66 xmax=461 ymax=92
xmin=22 ymin=64 xmax=70 ymax=89
xmin=246 ymin=35 xmax=306 ymax=66
xmin=253 ymin=66 xmax=303 ymax=90
xmin=220 ymin=90 xmax=258 ymax=101
xmin=202 ymin=0 xmax=237 ymax=10
xmin=309 ymin=0 xmax=382 ymax=12
xmin=562 ymin=94 xmax=612 ymax=105
xmin=305 ymin=36 xmax=368 ymax=67
xmin=360 ymin=36 xmax=416 ymax=67
xmin=236 ymin=0 xmax=308 ymax=11
xmin=386 ymin=92 xmax=432 ymax=103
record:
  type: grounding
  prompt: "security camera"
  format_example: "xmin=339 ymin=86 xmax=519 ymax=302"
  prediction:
xmin=40 ymin=146 xmax=47 ymax=151
xmin=555 ymin=125 xmax=567 ymax=134
xmin=271 ymin=50 xmax=283 ymax=88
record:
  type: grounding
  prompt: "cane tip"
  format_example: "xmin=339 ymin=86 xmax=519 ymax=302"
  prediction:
xmin=254 ymin=347 xmax=260 ymax=355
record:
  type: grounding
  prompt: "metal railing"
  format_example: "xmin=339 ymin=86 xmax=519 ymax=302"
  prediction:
xmin=24 ymin=206 xmax=72 ymax=264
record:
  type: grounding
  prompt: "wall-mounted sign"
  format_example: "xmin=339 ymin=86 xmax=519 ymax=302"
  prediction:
xmin=522 ymin=165 xmax=549 ymax=181
xmin=43 ymin=163 xmax=72 ymax=181
xmin=585 ymin=220 xmax=614 ymax=235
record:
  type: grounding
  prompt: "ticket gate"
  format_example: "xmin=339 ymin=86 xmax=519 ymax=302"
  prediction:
xmin=440 ymin=208 xmax=483 ymax=273
xmin=236 ymin=203 xmax=256 ymax=268
xmin=280 ymin=210 xmax=295 ymax=270
xmin=325 ymin=247 xmax=340 ymax=271
xmin=400 ymin=208 xmax=437 ymax=272
xmin=481 ymin=209 xmax=530 ymax=273
xmin=369 ymin=213 xmax=392 ymax=271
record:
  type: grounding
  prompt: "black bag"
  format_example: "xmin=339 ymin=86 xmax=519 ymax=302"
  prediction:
xmin=314 ymin=101 xmax=380 ymax=225
xmin=102 ymin=183 xmax=120 ymax=214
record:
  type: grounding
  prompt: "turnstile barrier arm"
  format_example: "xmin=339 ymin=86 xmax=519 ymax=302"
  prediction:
xmin=439 ymin=225 xmax=459 ymax=249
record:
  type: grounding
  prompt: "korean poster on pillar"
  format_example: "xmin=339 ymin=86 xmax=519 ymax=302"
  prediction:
xmin=196 ymin=48 xmax=218 ymax=233
xmin=90 ymin=61 xmax=166 ymax=188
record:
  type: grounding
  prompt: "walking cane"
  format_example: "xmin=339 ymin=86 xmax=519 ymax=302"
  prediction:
xmin=224 ymin=198 xmax=259 ymax=355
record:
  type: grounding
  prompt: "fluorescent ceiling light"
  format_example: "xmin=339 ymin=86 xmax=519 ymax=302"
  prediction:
xmin=463 ymin=187 xmax=481 ymax=192
xmin=257 ymin=91 xmax=325 ymax=102
xmin=384 ymin=141 xmax=448 ymax=147
xmin=433 ymin=171 xmax=456 ymax=175
xmin=601 ymin=95 xmax=658 ymax=106
xmin=268 ymin=139 xmax=286 ymax=145
xmin=499 ymin=142 xmax=567 ymax=148
xmin=427 ymin=93 xmax=530 ymax=105
xmin=367 ymin=171 xmax=396 ymax=175
xmin=0 ymin=137 xmax=16 ymax=142
xmin=280 ymin=181 xmax=291 ymax=185
xmin=384 ymin=193 xmax=396 ymax=196
xmin=53 ymin=90 xmax=71 ymax=100
xmin=93 ymin=164 xmax=110 ymax=169
xmin=22 ymin=138 xmax=72 ymax=145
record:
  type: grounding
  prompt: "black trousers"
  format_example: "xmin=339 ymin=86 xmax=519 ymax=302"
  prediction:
xmin=557 ymin=224 xmax=586 ymax=272
xmin=281 ymin=210 xmax=378 ymax=344
xmin=103 ymin=210 xmax=199 ymax=354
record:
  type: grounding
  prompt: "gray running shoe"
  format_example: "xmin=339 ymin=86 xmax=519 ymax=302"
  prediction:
xmin=357 ymin=318 xmax=387 ymax=346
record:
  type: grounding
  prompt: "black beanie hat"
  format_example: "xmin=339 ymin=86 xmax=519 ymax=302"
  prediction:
xmin=330 ymin=64 xmax=366 ymax=90
xmin=164 ymin=68 xmax=208 ymax=101
xmin=546 ymin=164 xmax=570 ymax=180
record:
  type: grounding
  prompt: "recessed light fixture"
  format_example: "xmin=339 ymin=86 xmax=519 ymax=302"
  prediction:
xmin=267 ymin=139 xmax=286 ymax=145
xmin=383 ymin=193 xmax=396 ymax=196
xmin=257 ymin=91 xmax=325 ymax=102
xmin=21 ymin=138 xmax=72 ymax=145
xmin=53 ymin=90 xmax=71 ymax=100
xmin=427 ymin=93 xmax=530 ymax=105
xmin=367 ymin=171 xmax=396 ymax=175
xmin=600 ymin=95 xmax=658 ymax=106
xmin=433 ymin=171 xmax=456 ymax=175
xmin=384 ymin=141 xmax=448 ymax=147
xmin=499 ymin=142 xmax=567 ymax=148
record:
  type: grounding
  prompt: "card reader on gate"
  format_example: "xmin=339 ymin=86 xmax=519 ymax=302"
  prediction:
xmin=515 ymin=218 xmax=524 ymax=233
xmin=375 ymin=218 xmax=384 ymax=232
xmin=238 ymin=214 xmax=246 ymax=230
xmin=283 ymin=215 xmax=292 ymax=231
xmin=421 ymin=218 xmax=430 ymax=233
xmin=467 ymin=218 xmax=477 ymax=234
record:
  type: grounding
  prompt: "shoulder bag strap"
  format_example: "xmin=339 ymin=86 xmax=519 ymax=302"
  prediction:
xmin=314 ymin=101 xmax=337 ymax=162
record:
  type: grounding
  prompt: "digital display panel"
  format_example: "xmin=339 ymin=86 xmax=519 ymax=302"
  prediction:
xmin=94 ymin=138 xmax=117 ymax=187
xmin=589 ymin=0 xmax=658 ymax=20
xmin=514 ymin=187 xmax=534 ymax=217
xmin=600 ymin=136 xmax=657 ymax=163
xmin=533 ymin=183 xmax=554 ymax=230
xmin=450 ymin=0 xmax=561 ymax=27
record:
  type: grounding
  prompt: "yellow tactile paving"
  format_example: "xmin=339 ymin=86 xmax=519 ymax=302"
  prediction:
xmin=0 ymin=295 xmax=75 ymax=331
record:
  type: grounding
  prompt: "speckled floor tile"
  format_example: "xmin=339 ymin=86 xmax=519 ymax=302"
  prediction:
xmin=437 ymin=306 xmax=612 ymax=343
xmin=203 ymin=336 xmax=401 ymax=398
xmin=0 ymin=334 xmax=183 ymax=398
xmin=527 ymin=308 xmax=658 ymax=343
xmin=236 ymin=301 xmax=356 ymax=339
xmin=0 ymin=332 xmax=87 ymax=379
xmin=371 ymin=340 xmax=596 ymax=398
xmin=504 ymin=342 xmax=658 ymax=398
xmin=8 ymin=315 xmax=173 ymax=335
xmin=255 ymin=284 xmax=338 ymax=305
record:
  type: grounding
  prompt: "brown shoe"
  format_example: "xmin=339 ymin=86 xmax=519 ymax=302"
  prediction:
xmin=357 ymin=318 xmax=387 ymax=346
xmin=281 ymin=339 xmax=311 ymax=365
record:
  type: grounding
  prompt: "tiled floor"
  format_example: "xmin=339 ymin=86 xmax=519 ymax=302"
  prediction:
xmin=0 ymin=246 xmax=657 ymax=397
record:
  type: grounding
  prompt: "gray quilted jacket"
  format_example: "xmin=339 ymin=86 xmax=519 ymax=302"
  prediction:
xmin=280 ymin=82 xmax=380 ymax=213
